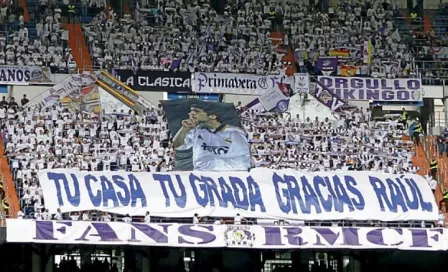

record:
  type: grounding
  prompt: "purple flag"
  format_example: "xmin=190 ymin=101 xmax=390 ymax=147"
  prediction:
xmin=316 ymin=57 xmax=338 ymax=73
xmin=170 ymin=59 xmax=181 ymax=71
xmin=313 ymin=81 xmax=346 ymax=113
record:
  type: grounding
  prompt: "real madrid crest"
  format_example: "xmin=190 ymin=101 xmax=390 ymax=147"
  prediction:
xmin=224 ymin=225 xmax=255 ymax=247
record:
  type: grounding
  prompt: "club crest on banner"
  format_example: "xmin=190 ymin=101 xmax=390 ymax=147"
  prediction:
xmin=276 ymin=99 xmax=289 ymax=112
xmin=224 ymin=225 xmax=255 ymax=247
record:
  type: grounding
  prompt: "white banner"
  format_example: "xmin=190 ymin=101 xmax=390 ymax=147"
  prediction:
xmin=192 ymin=73 xmax=295 ymax=95
xmin=294 ymin=73 xmax=310 ymax=94
xmin=37 ymin=169 xmax=438 ymax=221
xmin=317 ymin=76 xmax=423 ymax=102
xmin=258 ymin=84 xmax=289 ymax=112
xmin=25 ymin=72 xmax=97 ymax=109
xmin=0 ymin=65 xmax=53 ymax=85
xmin=6 ymin=220 xmax=448 ymax=251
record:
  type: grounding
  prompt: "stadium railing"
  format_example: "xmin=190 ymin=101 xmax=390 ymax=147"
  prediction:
xmin=0 ymin=216 xmax=437 ymax=228
xmin=83 ymin=65 xmax=103 ymax=72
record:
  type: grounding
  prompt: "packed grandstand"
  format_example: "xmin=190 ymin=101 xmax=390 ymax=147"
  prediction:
xmin=0 ymin=0 xmax=447 ymax=271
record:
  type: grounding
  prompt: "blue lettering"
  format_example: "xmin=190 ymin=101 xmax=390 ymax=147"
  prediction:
xmin=324 ymin=177 xmax=340 ymax=210
xmin=85 ymin=174 xmax=146 ymax=208
xmin=332 ymin=176 xmax=354 ymax=212
xmin=285 ymin=175 xmax=302 ymax=214
xmin=406 ymin=178 xmax=433 ymax=212
xmin=313 ymin=176 xmax=333 ymax=212
xmin=190 ymin=174 xmax=208 ymax=207
xmin=371 ymin=176 xmax=432 ymax=213
xmin=344 ymin=176 xmax=365 ymax=210
xmin=47 ymin=172 xmax=80 ymax=207
xmin=247 ymin=176 xmax=266 ymax=212
xmin=273 ymin=173 xmax=291 ymax=214
xmin=263 ymin=226 xmax=284 ymax=246
xmin=300 ymin=176 xmax=321 ymax=214
xmin=395 ymin=178 xmax=419 ymax=209
xmin=129 ymin=174 xmax=147 ymax=207
xmin=219 ymin=177 xmax=236 ymax=208
xmin=386 ymin=178 xmax=408 ymax=212
xmin=285 ymin=227 xmax=308 ymax=246
xmin=229 ymin=177 xmax=249 ymax=210
xmin=202 ymin=175 xmax=222 ymax=207
xmin=112 ymin=175 xmax=130 ymax=206
xmin=178 ymin=225 xmax=216 ymax=245
xmin=153 ymin=174 xmax=187 ymax=208
xmin=370 ymin=176 xmax=394 ymax=212
xmin=85 ymin=175 xmax=101 ymax=207
xmin=100 ymin=176 xmax=119 ymax=207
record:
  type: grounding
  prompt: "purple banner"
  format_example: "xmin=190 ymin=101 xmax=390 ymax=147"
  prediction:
xmin=314 ymin=81 xmax=346 ymax=112
xmin=6 ymin=220 xmax=448 ymax=251
xmin=317 ymin=57 xmax=338 ymax=73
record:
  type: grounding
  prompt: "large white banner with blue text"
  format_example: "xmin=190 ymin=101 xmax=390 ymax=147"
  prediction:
xmin=316 ymin=77 xmax=423 ymax=102
xmin=6 ymin=220 xmax=448 ymax=251
xmin=37 ymin=169 xmax=438 ymax=221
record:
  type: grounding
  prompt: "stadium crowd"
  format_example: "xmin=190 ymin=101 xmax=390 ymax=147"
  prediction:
xmin=0 ymin=0 xmax=431 ymax=79
xmin=79 ymin=0 xmax=414 ymax=78
xmin=0 ymin=93 xmax=442 ymax=227
xmin=0 ymin=2 xmax=74 ymax=72
xmin=0 ymin=0 xmax=442 ymax=228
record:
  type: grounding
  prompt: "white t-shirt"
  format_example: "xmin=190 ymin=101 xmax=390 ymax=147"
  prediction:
xmin=234 ymin=215 xmax=242 ymax=225
xmin=144 ymin=214 xmax=151 ymax=223
xmin=17 ymin=211 xmax=24 ymax=219
xmin=428 ymin=178 xmax=437 ymax=191
xmin=438 ymin=213 xmax=445 ymax=226
xmin=193 ymin=216 xmax=199 ymax=224
xmin=54 ymin=212 xmax=63 ymax=220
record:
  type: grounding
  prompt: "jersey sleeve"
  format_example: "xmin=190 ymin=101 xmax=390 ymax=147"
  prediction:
xmin=229 ymin=128 xmax=250 ymax=156
xmin=175 ymin=128 xmax=196 ymax=151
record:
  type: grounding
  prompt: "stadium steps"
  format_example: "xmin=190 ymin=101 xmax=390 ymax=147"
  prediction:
xmin=269 ymin=32 xmax=296 ymax=76
xmin=0 ymin=138 xmax=19 ymax=218
xmin=123 ymin=0 xmax=131 ymax=14
xmin=423 ymin=15 xmax=434 ymax=32
xmin=23 ymin=0 xmax=38 ymax=39
xmin=63 ymin=23 xmax=93 ymax=71
xmin=19 ymin=0 xmax=30 ymax=22
xmin=23 ymin=21 xmax=37 ymax=40
xmin=422 ymin=136 xmax=447 ymax=189
xmin=421 ymin=136 xmax=446 ymax=212
xmin=423 ymin=13 xmax=435 ymax=33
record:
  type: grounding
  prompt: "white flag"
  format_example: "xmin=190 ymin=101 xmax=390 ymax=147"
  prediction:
xmin=259 ymin=84 xmax=289 ymax=112
xmin=391 ymin=29 xmax=401 ymax=42
xmin=294 ymin=73 xmax=310 ymax=94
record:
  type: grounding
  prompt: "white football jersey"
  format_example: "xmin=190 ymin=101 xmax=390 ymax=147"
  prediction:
xmin=176 ymin=124 xmax=251 ymax=171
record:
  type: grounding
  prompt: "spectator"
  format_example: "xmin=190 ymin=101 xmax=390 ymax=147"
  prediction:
xmin=425 ymin=172 xmax=437 ymax=195
xmin=430 ymin=157 xmax=438 ymax=179
xmin=122 ymin=214 xmax=132 ymax=222
xmin=100 ymin=211 xmax=111 ymax=221
xmin=438 ymin=209 xmax=446 ymax=227
xmin=143 ymin=211 xmax=151 ymax=223
xmin=53 ymin=208 xmax=63 ymax=220
xmin=20 ymin=94 xmax=28 ymax=106
xmin=193 ymin=213 xmax=201 ymax=224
